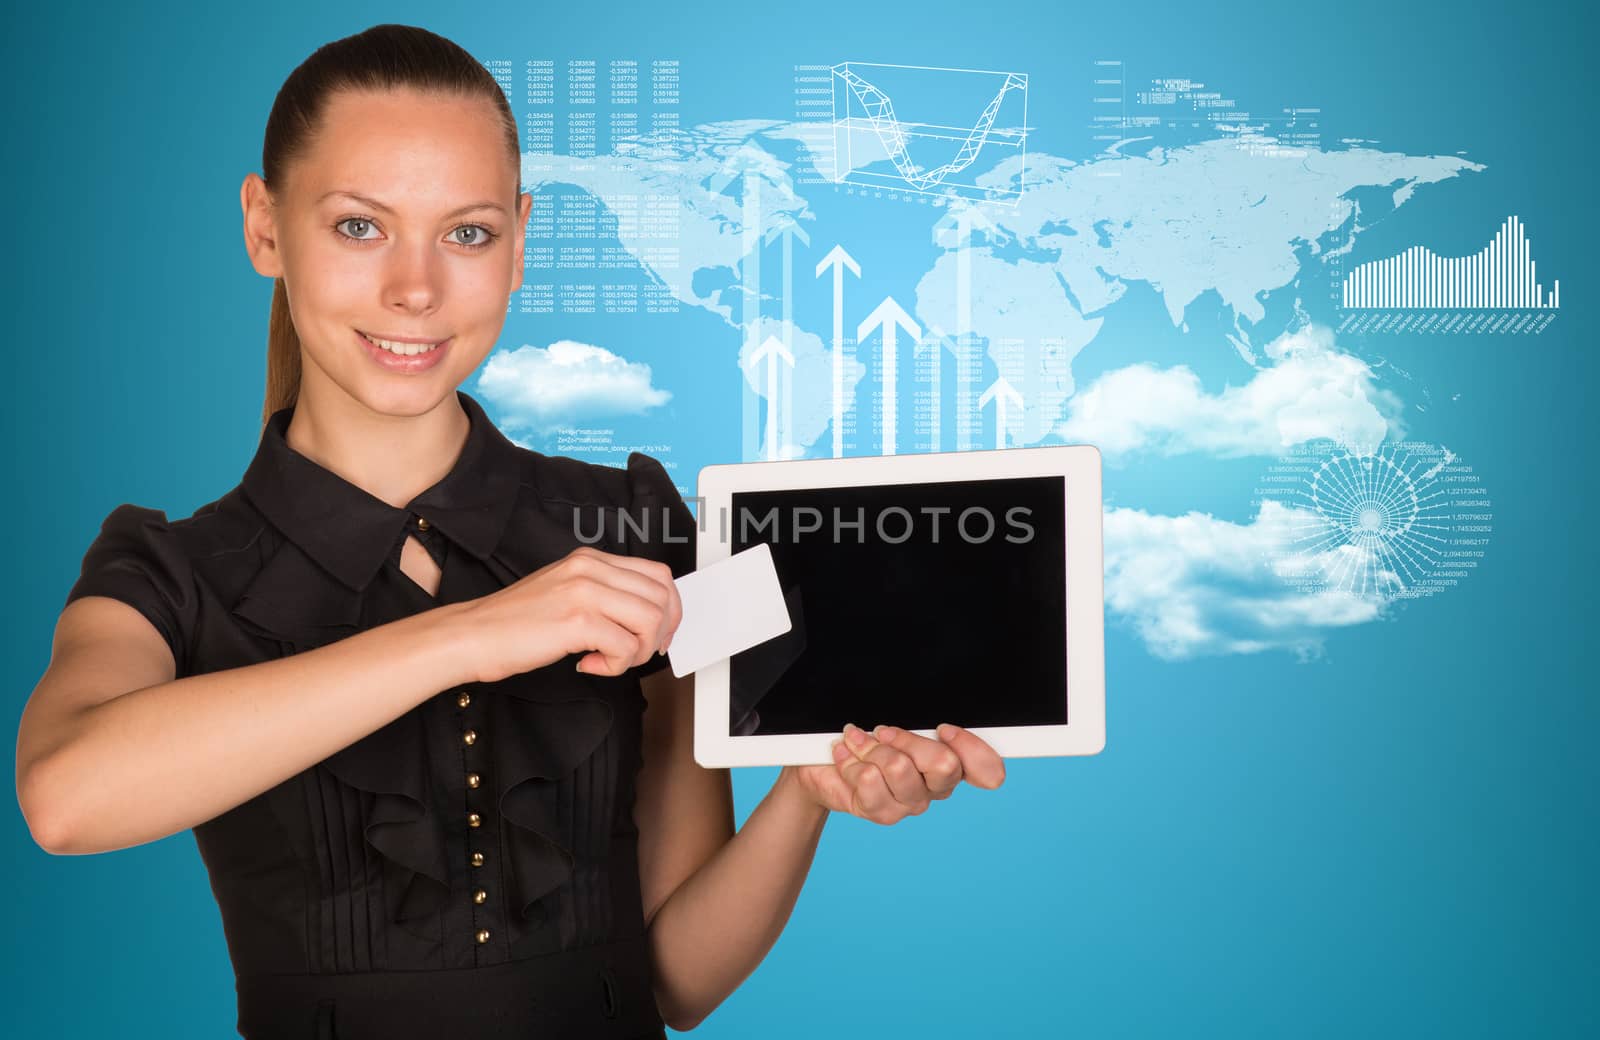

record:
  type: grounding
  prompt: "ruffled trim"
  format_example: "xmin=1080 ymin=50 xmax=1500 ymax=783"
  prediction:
xmin=492 ymin=670 xmax=614 ymax=923
xmin=473 ymin=487 xmax=637 ymax=929
xmin=228 ymin=538 xmax=457 ymax=932
xmin=313 ymin=661 xmax=616 ymax=932
xmin=320 ymin=711 xmax=451 ymax=928
xmin=230 ymin=538 xmax=364 ymax=645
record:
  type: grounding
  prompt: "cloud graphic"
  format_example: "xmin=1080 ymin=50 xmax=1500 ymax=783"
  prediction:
xmin=1104 ymin=500 xmax=1390 ymax=660
xmin=1056 ymin=324 xmax=1402 ymax=459
xmin=476 ymin=340 xmax=671 ymax=434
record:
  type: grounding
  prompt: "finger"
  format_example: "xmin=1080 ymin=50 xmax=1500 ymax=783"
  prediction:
xmin=568 ymin=546 xmax=678 ymax=596
xmin=808 ymin=754 xmax=859 ymax=814
xmin=838 ymin=723 xmax=887 ymax=774
xmin=854 ymin=742 xmax=931 ymax=813
xmin=574 ymin=615 xmax=646 ymax=676
xmin=569 ymin=582 xmax=667 ymax=667
xmin=616 ymin=556 xmax=683 ymax=651
xmin=839 ymin=721 xmax=878 ymax=761
xmin=872 ymin=725 xmax=963 ymax=799
xmin=570 ymin=551 xmax=683 ymax=651
xmin=935 ymin=723 xmax=1006 ymax=789
xmin=841 ymin=724 xmax=929 ymax=810
xmin=831 ymin=733 xmax=907 ymax=824
xmin=658 ymin=573 xmax=683 ymax=651
xmin=598 ymin=553 xmax=682 ymax=650
xmin=567 ymin=552 xmax=675 ymax=633
xmin=562 ymin=556 xmax=676 ymax=663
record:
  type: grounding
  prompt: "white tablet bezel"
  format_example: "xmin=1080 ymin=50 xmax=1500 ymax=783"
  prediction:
xmin=690 ymin=444 xmax=1104 ymax=768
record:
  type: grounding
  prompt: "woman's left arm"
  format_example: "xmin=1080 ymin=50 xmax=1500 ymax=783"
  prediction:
xmin=632 ymin=668 xmax=1005 ymax=1031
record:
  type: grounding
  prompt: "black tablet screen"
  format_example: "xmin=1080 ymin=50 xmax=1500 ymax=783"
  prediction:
xmin=725 ymin=475 xmax=1068 ymax=737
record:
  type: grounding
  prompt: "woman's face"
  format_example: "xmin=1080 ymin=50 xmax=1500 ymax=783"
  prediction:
xmin=243 ymin=87 xmax=531 ymax=417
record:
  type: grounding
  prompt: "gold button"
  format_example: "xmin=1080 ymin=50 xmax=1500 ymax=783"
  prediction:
xmin=473 ymin=888 xmax=487 ymax=905
xmin=470 ymin=851 xmax=485 ymax=867
xmin=466 ymin=772 xmax=481 ymax=789
xmin=462 ymin=729 xmax=477 ymax=746
xmin=467 ymin=812 xmax=481 ymax=828
xmin=456 ymin=691 xmax=471 ymax=709
xmin=475 ymin=928 xmax=490 ymax=944
xmin=416 ymin=517 xmax=431 ymax=530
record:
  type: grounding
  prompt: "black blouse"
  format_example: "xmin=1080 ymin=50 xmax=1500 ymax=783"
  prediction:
xmin=63 ymin=389 xmax=696 ymax=1039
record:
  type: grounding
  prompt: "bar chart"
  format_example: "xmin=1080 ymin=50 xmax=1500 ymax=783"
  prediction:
xmin=1341 ymin=216 xmax=1559 ymax=311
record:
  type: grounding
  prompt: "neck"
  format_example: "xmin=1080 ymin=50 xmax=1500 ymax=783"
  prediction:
xmin=283 ymin=380 xmax=471 ymax=509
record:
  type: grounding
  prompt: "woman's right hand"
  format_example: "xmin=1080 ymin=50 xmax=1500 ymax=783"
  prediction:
xmin=446 ymin=546 xmax=683 ymax=684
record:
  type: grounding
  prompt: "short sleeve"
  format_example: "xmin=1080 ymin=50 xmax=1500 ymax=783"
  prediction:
xmin=621 ymin=452 xmax=696 ymax=679
xmin=64 ymin=504 xmax=197 ymax=676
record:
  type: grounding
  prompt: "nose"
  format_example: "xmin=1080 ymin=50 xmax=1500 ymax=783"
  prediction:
xmin=382 ymin=237 xmax=444 ymax=316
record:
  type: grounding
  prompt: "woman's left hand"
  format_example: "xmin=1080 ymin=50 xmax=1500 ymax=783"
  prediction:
xmin=782 ymin=723 xmax=1005 ymax=823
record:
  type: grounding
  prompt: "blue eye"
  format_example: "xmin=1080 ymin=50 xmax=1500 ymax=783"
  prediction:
xmin=332 ymin=216 xmax=500 ymax=251
xmin=335 ymin=217 xmax=379 ymax=241
xmin=451 ymin=224 xmax=499 ymax=249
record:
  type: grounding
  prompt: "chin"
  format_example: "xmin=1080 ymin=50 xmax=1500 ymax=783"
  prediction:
xmin=323 ymin=373 xmax=460 ymax=419
xmin=368 ymin=384 xmax=462 ymax=418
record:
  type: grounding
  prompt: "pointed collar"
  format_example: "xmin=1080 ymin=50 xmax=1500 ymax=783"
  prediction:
xmin=240 ymin=389 xmax=523 ymax=591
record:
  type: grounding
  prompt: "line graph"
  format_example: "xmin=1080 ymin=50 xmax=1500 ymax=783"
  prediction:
xmin=830 ymin=61 xmax=1030 ymax=203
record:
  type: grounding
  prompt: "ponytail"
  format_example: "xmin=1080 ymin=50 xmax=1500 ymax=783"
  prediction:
xmin=261 ymin=277 xmax=302 ymax=428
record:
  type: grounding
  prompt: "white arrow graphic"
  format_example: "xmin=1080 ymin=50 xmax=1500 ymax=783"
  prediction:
xmin=934 ymin=203 xmax=998 ymax=451
xmin=914 ymin=332 xmax=957 ymax=453
xmin=933 ymin=203 xmax=998 ymax=339
xmin=710 ymin=149 xmax=765 ymax=460
xmin=979 ymin=374 xmax=1023 ymax=449
xmin=749 ymin=335 xmax=794 ymax=461
xmin=815 ymin=244 xmax=860 ymax=458
xmin=857 ymin=296 xmax=920 ymax=457
xmin=764 ymin=218 xmax=809 ymax=459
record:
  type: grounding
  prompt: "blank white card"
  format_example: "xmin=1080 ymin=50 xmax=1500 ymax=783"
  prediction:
xmin=667 ymin=543 xmax=792 ymax=678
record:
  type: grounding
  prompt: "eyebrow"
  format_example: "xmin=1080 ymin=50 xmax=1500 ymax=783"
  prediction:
xmin=317 ymin=190 xmax=509 ymax=220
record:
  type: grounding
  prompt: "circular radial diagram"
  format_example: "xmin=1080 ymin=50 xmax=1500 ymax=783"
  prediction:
xmin=1256 ymin=440 xmax=1492 ymax=600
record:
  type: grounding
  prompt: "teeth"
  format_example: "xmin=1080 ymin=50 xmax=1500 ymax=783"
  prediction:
xmin=363 ymin=332 xmax=441 ymax=356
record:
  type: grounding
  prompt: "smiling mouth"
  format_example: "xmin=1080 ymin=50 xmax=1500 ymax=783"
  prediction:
xmin=357 ymin=330 xmax=449 ymax=356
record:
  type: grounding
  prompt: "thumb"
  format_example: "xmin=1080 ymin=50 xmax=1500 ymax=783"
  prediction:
xmin=576 ymin=650 xmax=628 ymax=675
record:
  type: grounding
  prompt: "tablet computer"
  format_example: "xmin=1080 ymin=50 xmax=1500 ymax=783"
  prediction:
xmin=691 ymin=445 xmax=1104 ymax=768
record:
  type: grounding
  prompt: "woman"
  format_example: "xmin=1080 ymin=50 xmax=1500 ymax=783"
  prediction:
xmin=16 ymin=23 xmax=1005 ymax=1039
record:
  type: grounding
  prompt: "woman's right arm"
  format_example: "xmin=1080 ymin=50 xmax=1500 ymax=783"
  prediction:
xmin=16 ymin=546 xmax=682 ymax=857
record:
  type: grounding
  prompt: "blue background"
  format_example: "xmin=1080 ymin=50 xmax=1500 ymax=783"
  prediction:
xmin=4 ymin=1 xmax=1593 ymax=1036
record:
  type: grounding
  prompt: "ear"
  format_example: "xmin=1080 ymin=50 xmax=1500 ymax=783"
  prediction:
xmin=241 ymin=173 xmax=285 ymax=279
xmin=508 ymin=190 xmax=532 ymax=296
